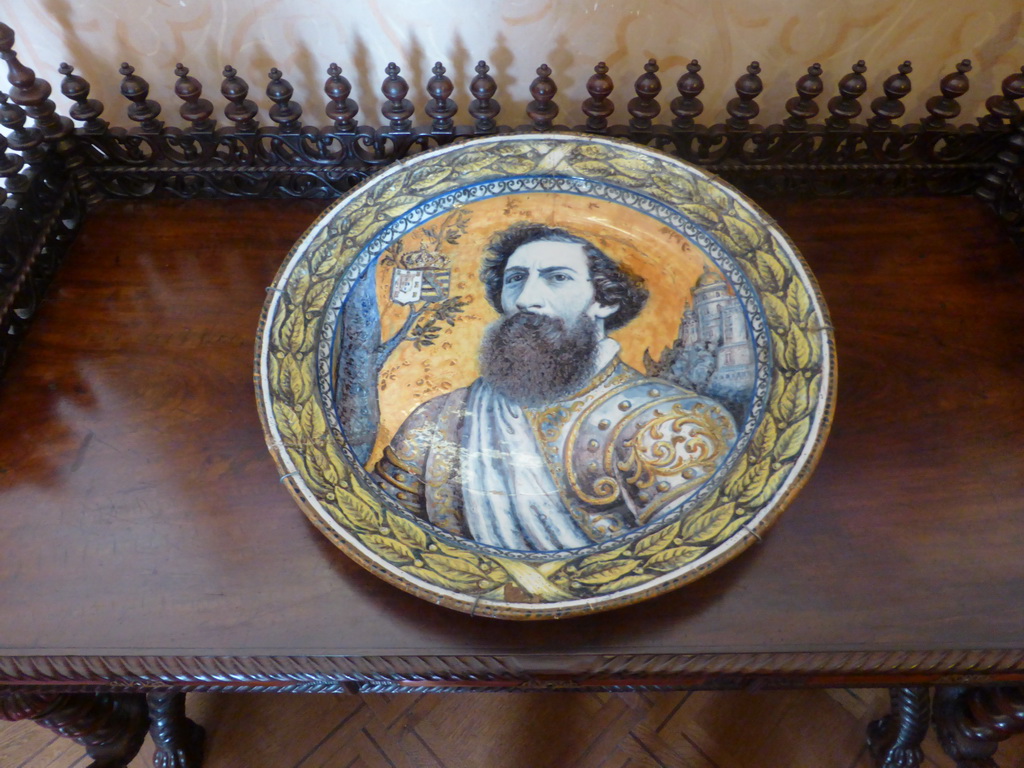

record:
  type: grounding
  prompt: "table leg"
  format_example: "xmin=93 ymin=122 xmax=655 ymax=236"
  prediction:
xmin=0 ymin=691 xmax=147 ymax=767
xmin=866 ymin=686 xmax=931 ymax=768
xmin=933 ymin=685 xmax=1024 ymax=768
xmin=147 ymin=691 xmax=206 ymax=768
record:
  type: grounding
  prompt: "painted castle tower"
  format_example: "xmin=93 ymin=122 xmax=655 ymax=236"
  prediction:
xmin=647 ymin=266 xmax=756 ymax=420
xmin=681 ymin=267 xmax=756 ymax=393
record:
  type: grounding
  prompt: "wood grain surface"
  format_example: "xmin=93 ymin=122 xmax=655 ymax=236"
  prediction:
xmin=0 ymin=196 xmax=1021 ymax=680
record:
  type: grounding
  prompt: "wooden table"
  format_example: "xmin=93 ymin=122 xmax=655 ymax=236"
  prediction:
xmin=1 ymin=196 xmax=1022 ymax=767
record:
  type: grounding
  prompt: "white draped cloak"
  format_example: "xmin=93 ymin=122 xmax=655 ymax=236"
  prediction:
xmin=459 ymin=379 xmax=591 ymax=550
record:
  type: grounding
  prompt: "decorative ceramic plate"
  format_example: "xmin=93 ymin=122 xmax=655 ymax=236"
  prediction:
xmin=255 ymin=133 xmax=835 ymax=620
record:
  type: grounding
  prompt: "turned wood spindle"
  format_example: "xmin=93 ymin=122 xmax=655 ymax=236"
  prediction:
xmin=726 ymin=62 xmax=762 ymax=130
xmin=869 ymin=61 xmax=913 ymax=129
xmin=425 ymin=62 xmax=457 ymax=132
xmin=0 ymin=169 xmax=7 ymax=228
xmin=1 ymin=19 xmax=92 ymax=211
xmin=0 ymin=126 xmax=20 ymax=215
xmin=266 ymin=68 xmax=302 ymax=132
xmin=0 ymin=24 xmax=104 ymax=206
xmin=221 ymin=65 xmax=258 ymax=132
xmin=923 ymin=59 xmax=971 ymax=128
xmin=980 ymin=65 xmax=1024 ymax=129
xmin=0 ymin=94 xmax=29 ymax=213
xmin=784 ymin=63 xmax=823 ymax=129
xmin=119 ymin=62 xmax=163 ymax=133
xmin=174 ymin=63 xmax=214 ymax=132
xmin=975 ymin=121 xmax=1024 ymax=206
xmin=0 ymin=89 xmax=44 ymax=192
xmin=468 ymin=61 xmax=500 ymax=133
xmin=527 ymin=63 xmax=559 ymax=131
xmin=381 ymin=62 xmax=413 ymax=131
xmin=58 ymin=63 xmax=107 ymax=133
xmin=0 ymin=126 xmax=22 ymax=204
xmin=0 ymin=22 xmax=71 ymax=148
xmin=628 ymin=59 xmax=662 ymax=131
xmin=324 ymin=63 xmax=358 ymax=131
xmin=826 ymin=60 xmax=868 ymax=129
xmin=47 ymin=63 xmax=103 ymax=206
xmin=671 ymin=60 xmax=704 ymax=129
xmin=582 ymin=62 xmax=614 ymax=131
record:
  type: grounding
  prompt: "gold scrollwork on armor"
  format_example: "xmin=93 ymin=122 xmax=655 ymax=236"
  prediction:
xmin=563 ymin=382 xmax=643 ymax=506
xmin=617 ymin=403 xmax=732 ymax=490
xmin=530 ymin=400 xmax=585 ymax=445
xmin=566 ymin=474 xmax=621 ymax=505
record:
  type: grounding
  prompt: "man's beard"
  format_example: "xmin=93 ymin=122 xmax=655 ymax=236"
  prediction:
xmin=479 ymin=312 xmax=600 ymax=407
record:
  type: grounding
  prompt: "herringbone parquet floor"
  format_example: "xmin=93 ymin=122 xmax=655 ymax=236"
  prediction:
xmin=3 ymin=689 xmax=1024 ymax=767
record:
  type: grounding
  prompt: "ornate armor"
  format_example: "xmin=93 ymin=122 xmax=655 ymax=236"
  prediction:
xmin=373 ymin=358 xmax=738 ymax=548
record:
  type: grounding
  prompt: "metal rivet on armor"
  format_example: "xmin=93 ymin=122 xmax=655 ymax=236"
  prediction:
xmin=682 ymin=469 xmax=696 ymax=480
xmin=618 ymin=400 xmax=631 ymax=411
xmin=598 ymin=419 xmax=610 ymax=430
xmin=588 ymin=461 xmax=599 ymax=472
xmin=656 ymin=481 xmax=670 ymax=492
xmin=649 ymin=388 xmax=660 ymax=397
xmin=394 ymin=471 xmax=404 ymax=482
xmin=588 ymin=439 xmax=599 ymax=451
xmin=396 ymin=491 xmax=408 ymax=500
xmin=638 ymin=492 xmax=650 ymax=503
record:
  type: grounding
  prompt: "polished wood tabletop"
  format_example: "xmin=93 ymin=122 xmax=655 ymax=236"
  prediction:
xmin=0 ymin=195 xmax=1021 ymax=689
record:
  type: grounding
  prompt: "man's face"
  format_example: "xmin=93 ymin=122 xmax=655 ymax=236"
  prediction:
xmin=499 ymin=240 xmax=617 ymax=327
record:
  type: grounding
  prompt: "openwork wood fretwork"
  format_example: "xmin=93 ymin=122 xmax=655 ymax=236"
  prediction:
xmin=39 ymin=56 xmax=1024 ymax=200
xmin=3 ymin=23 xmax=1024 ymax=203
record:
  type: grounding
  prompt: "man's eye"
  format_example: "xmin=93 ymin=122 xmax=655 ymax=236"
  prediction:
xmin=550 ymin=273 xmax=570 ymax=282
xmin=505 ymin=273 xmax=524 ymax=284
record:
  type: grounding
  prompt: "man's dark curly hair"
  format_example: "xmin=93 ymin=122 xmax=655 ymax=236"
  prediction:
xmin=479 ymin=223 xmax=649 ymax=331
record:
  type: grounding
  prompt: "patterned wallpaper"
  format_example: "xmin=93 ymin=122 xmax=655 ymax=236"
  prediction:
xmin=3 ymin=1 xmax=1023 ymax=128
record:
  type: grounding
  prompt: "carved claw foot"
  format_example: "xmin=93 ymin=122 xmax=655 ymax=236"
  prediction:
xmin=932 ymin=686 xmax=1024 ymax=768
xmin=147 ymin=691 xmax=206 ymax=768
xmin=867 ymin=687 xmax=930 ymax=768
xmin=0 ymin=691 xmax=148 ymax=768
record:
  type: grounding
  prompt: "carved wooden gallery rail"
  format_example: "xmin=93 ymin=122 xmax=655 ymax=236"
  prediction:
xmin=2 ymin=18 xmax=1024 ymax=374
xmin=2 ymin=17 xmax=1024 ymax=768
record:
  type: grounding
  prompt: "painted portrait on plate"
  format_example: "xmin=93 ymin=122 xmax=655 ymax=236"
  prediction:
xmin=330 ymin=191 xmax=758 ymax=554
